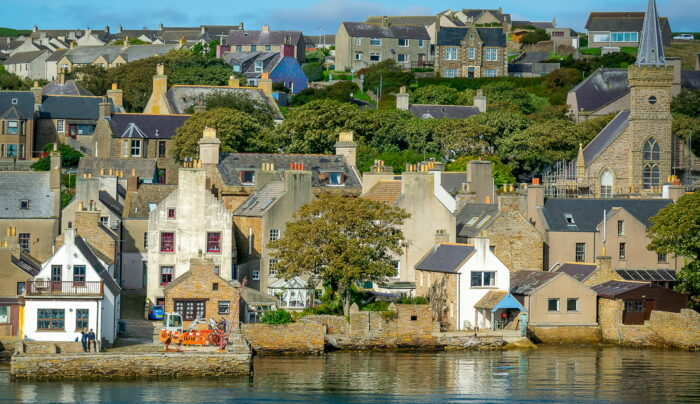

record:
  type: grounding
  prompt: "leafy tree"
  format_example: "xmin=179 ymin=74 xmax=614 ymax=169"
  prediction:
xmin=455 ymin=88 xmax=476 ymax=106
xmin=184 ymin=92 xmax=276 ymax=126
xmin=433 ymin=119 xmax=491 ymax=158
xmin=190 ymin=40 xmax=219 ymax=59
xmin=672 ymin=114 xmax=700 ymax=156
xmin=483 ymin=81 xmax=535 ymax=114
xmin=0 ymin=66 xmax=46 ymax=90
xmin=672 ymin=90 xmax=700 ymax=117
xmin=269 ymin=195 xmax=409 ymax=315
xmin=73 ymin=65 xmax=111 ymax=95
xmin=350 ymin=108 xmax=411 ymax=151
xmin=520 ymin=29 xmax=550 ymax=45
xmin=275 ymin=100 xmax=360 ymax=153
xmin=172 ymin=107 xmax=271 ymax=161
xmin=467 ymin=109 xmax=533 ymax=148
xmin=410 ymin=85 xmax=458 ymax=105
xmin=356 ymin=146 xmax=438 ymax=174
xmin=31 ymin=144 xmax=82 ymax=171
xmin=302 ymin=62 xmax=324 ymax=82
xmin=575 ymin=113 xmax=616 ymax=143
xmin=292 ymin=81 xmax=360 ymax=105
xmin=543 ymin=68 xmax=582 ymax=90
xmin=446 ymin=155 xmax=516 ymax=187
xmin=647 ymin=192 xmax=700 ymax=300
xmin=357 ymin=59 xmax=414 ymax=96
xmin=593 ymin=52 xmax=636 ymax=69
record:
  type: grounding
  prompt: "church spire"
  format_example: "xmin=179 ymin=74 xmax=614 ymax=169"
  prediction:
xmin=636 ymin=0 xmax=666 ymax=67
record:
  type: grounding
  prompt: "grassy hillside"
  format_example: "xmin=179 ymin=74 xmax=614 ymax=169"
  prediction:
xmin=0 ymin=27 xmax=31 ymax=37
xmin=666 ymin=41 xmax=700 ymax=70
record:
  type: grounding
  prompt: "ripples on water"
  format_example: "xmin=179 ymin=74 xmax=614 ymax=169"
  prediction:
xmin=1 ymin=346 xmax=699 ymax=403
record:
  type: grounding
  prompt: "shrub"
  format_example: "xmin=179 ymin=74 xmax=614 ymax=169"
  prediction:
xmin=397 ymin=296 xmax=429 ymax=304
xmin=302 ymin=62 xmax=324 ymax=82
xmin=380 ymin=310 xmax=398 ymax=321
xmin=260 ymin=309 xmax=294 ymax=325
xmin=361 ymin=301 xmax=390 ymax=311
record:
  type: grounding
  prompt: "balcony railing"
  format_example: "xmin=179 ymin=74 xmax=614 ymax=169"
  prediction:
xmin=26 ymin=281 xmax=104 ymax=296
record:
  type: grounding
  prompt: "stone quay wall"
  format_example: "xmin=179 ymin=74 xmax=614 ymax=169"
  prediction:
xmin=21 ymin=341 xmax=86 ymax=354
xmin=301 ymin=315 xmax=349 ymax=334
xmin=241 ymin=323 xmax=325 ymax=354
xmin=0 ymin=337 xmax=17 ymax=362
xmin=10 ymin=352 xmax=251 ymax=380
xmin=528 ymin=326 xmax=602 ymax=344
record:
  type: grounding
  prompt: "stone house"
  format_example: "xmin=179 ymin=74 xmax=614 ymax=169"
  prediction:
xmin=23 ymin=228 xmax=121 ymax=345
xmin=593 ymin=280 xmax=687 ymax=325
xmin=335 ymin=20 xmax=430 ymax=71
xmin=395 ymin=86 xmax=486 ymax=119
xmin=2 ymin=50 xmax=51 ymax=80
xmin=42 ymin=72 xmax=93 ymax=96
xmin=0 ymin=90 xmax=36 ymax=161
xmin=0 ymin=241 xmax=40 ymax=337
xmin=220 ymin=51 xmax=308 ymax=94
xmin=0 ymin=153 xmax=61 ymax=262
xmin=222 ymin=26 xmax=306 ymax=63
xmin=584 ymin=11 xmax=671 ymax=49
xmin=146 ymin=168 xmax=233 ymax=306
xmin=164 ymin=257 xmax=240 ymax=328
xmin=448 ymin=8 xmax=512 ymax=32
xmin=556 ymin=256 xmax=678 ymax=290
xmin=510 ymin=270 xmax=598 ymax=328
xmin=414 ymin=239 xmax=513 ymax=330
xmin=54 ymin=44 xmax=181 ymax=72
xmin=61 ymin=174 xmax=123 ymax=235
xmin=44 ymin=49 xmax=69 ymax=82
xmin=434 ymin=27 xmax=507 ymax=78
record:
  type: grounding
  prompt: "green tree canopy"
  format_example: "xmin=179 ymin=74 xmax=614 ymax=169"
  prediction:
xmin=357 ymin=59 xmax=414 ymax=96
xmin=31 ymin=144 xmax=82 ymax=171
xmin=520 ymin=29 xmax=550 ymax=45
xmin=184 ymin=92 xmax=276 ymax=126
xmin=672 ymin=89 xmax=700 ymax=117
xmin=647 ymin=191 xmax=700 ymax=299
xmin=302 ymin=62 xmax=324 ymax=82
xmin=410 ymin=85 xmax=459 ymax=105
xmin=269 ymin=195 xmax=409 ymax=315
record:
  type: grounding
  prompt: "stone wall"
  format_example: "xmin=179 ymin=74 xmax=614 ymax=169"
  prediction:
xmin=647 ymin=309 xmax=700 ymax=350
xmin=0 ymin=337 xmax=17 ymax=362
xmin=300 ymin=315 xmax=349 ymax=334
xmin=21 ymin=341 xmax=86 ymax=354
xmin=241 ymin=323 xmax=325 ymax=354
xmin=415 ymin=271 xmax=458 ymax=330
xmin=528 ymin=326 xmax=601 ymax=344
xmin=10 ymin=352 xmax=251 ymax=380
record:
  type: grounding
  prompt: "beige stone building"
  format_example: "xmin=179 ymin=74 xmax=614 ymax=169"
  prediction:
xmin=335 ymin=20 xmax=430 ymax=71
xmin=55 ymin=44 xmax=181 ymax=72
xmin=0 ymin=90 xmax=37 ymax=162
xmin=434 ymin=27 xmax=507 ymax=78
xmin=0 ymin=241 xmax=40 ymax=337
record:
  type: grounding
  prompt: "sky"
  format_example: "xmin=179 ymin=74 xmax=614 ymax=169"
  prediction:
xmin=1 ymin=0 xmax=697 ymax=34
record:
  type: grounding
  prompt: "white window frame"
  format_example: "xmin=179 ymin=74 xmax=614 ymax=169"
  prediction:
xmin=100 ymin=216 xmax=109 ymax=227
xmin=397 ymin=53 xmax=408 ymax=62
xmin=268 ymin=259 xmax=278 ymax=277
xmin=354 ymin=37 xmax=361 ymax=45
xmin=548 ymin=298 xmax=560 ymax=312
xmin=445 ymin=48 xmax=458 ymax=61
xmin=269 ymin=229 xmax=280 ymax=242
xmin=468 ymin=47 xmax=475 ymax=60
xmin=566 ymin=298 xmax=579 ymax=312
xmin=122 ymin=140 xmax=129 ymax=157
xmin=354 ymin=51 xmax=362 ymax=60
xmin=593 ymin=34 xmax=610 ymax=42
xmin=0 ymin=305 xmax=10 ymax=324
xmin=485 ymin=48 xmax=498 ymax=62
xmin=252 ymin=270 xmax=260 ymax=281
xmin=445 ymin=69 xmax=458 ymax=78
xmin=130 ymin=139 xmax=142 ymax=157
xmin=484 ymin=69 xmax=497 ymax=77
xmin=370 ymin=37 xmax=381 ymax=46
xmin=56 ymin=119 xmax=65 ymax=133
xmin=398 ymin=38 xmax=409 ymax=47
xmin=254 ymin=61 xmax=263 ymax=73
xmin=369 ymin=53 xmax=381 ymax=62
xmin=417 ymin=39 xmax=424 ymax=48
xmin=470 ymin=271 xmax=496 ymax=287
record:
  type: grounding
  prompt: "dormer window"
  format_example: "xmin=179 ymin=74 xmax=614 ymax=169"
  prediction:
xmin=20 ymin=199 xmax=29 ymax=209
xmin=254 ymin=61 xmax=263 ymax=73
xmin=11 ymin=98 xmax=17 ymax=105
xmin=240 ymin=171 xmax=255 ymax=184
xmin=327 ymin=172 xmax=345 ymax=186
xmin=233 ymin=64 xmax=241 ymax=72
xmin=564 ymin=213 xmax=575 ymax=224
xmin=7 ymin=121 xmax=18 ymax=134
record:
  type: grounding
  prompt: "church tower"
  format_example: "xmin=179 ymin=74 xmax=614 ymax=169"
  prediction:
xmin=627 ymin=0 xmax=673 ymax=193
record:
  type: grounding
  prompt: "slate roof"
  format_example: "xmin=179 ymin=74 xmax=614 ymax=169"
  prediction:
xmin=99 ymin=190 xmax=123 ymax=216
xmin=365 ymin=16 xmax=437 ymax=26
xmin=474 ymin=290 xmax=507 ymax=309
xmin=362 ymin=180 xmax=401 ymax=205
xmin=512 ymin=20 xmax=555 ymax=29
xmin=440 ymin=172 xmax=468 ymax=195
xmin=304 ymin=35 xmax=336 ymax=46
xmin=38 ymin=95 xmax=116 ymax=120
xmin=342 ymin=22 xmax=430 ymax=40
xmin=46 ymin=48 xmax=69 ymax=62
xmin=78 ymin=157 xmax=157 ymax=182
xmin=239 ymin=285 xmax=278 ymax=305
xmin=233 ymin=181 xmax=286 ymax=217
xmin=0 ymin=91 xmax=34 ymax=119
xmin=591 ymin=280 xmax=647 ymax=298
xmin=570 ymin=68 xmax=629 ymax=113
xmin=221 ymin=51 xmax=282 ymax=78
xmin=409 ymin=104 xmax=481 ymax=119
xmin=556 ymin=263 xmax=597 ymax=282
xmin=74 ymin=236 xmax=121 ymax=296
xmin=0 ymin=106 xmax=26 ymax=120
xmin=123 ymin=184 xmax=177 ymax=219
xmin=217 ymin=153 xmax=362 ymax=191
xmin=681 ymin=71 xmax=700 ymax=91
xmin=540 ymin=198 xmax=672 ymax=232
xmin=510 ymin=270 xmax=560 ymax=295
xmin=455 ymin=203 xmax=499 ymax=238
xmin=585 ymin=12 xmax=670 ymax=32
xmin=165 ymin=86 xmax=281 ymax=118
xmin=461 ymin=9 xmax=511 ymax=23
xmin=615 ymin=269 xmax=676 ymax=282
xmin=42 ymin=79 xmax=93 ymax=96
xmin=414 ymin=243 xmax=475 ymax=273
xmin=582 ymin=109 xmax=630 ymax=164
xmin=108 ymin=113 xmax=190 ymax=139
xmin=0 ymin=172 xmax=55 ymax=219
xmin=226 ymin=30 xmax=304 ymax=45
xmin=2 ymin=50 xmax=48 ymax=64
xmin=437 ymin=27 xmax=506 ymax=47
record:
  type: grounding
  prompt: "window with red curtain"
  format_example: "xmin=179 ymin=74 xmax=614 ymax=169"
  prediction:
xmin=207 ymin=232 xmax=221 ymax=253
xmin=167 ymin=208 xmax=176 ymax=219
xmin=161 ymin=232 xmax=174 ymax=252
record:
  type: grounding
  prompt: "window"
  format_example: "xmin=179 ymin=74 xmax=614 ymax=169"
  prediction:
xmin=548 ymin=298 xmax=560 ymax=312
xmin=18 ymin=233 xmax=30 ymax=253
xmin=617 ymin=220 xmax=624 ymax=236
xmin=565 ymin=213 xmax=575 ymax=224
xmin=445 ymin=47 xmax=458 ymax=60
xmin=159 ymin=141 xmax=166 ymax=157
xmin=207 ymin=232 xmax=221 ymax=253
xmin=252 ymin=270 xmax=260 ymax=280
xmin=370 ymin=37 xmax=381 ymax=46
xmin=391 ymin=260 xmax=400 ymax=278
xmin=73 ymin=265 xmax=86 ymax=285
xmin=122 ymin=140 xmax=129 ymax=157
xmin=0 ymin=306 xmax=9 ymax=323
xmin=269 ymin=229 xmax=280 ymax=242
xmin=160 ymin=232 xmax=175 ymax=252
xmin=11 ymin=98 xmax=17 ymax=105
xmin=643 ymin=164 xmax=660 ymax=190
xmin=76 ymin=309 xmax=89 ymax=330
xmin=70 ymin=124 xmax=95 ymax=136
xmin=484 ymin=69 xmax=497 ymax=77
xmin=269 ymin=259 xmax=278 ymax=277
xmin=470 ymin=271 xmax=495 ymax=287
xmin=418 ymin=39 xmax=424 ymax=47
xmin=648 ymin=96 xmax=657 ymax=105
xmin=575 ymin=243 xmax=585 ymax=262
xmin=658 ymin=253 xmax=668 ymax=263
xmin=398 ymin=38 xmax=409 ymax=47
xmin=445 ymin=69 xmax=458 ymax=78
xmin=100 ymin=216 xmax=109 ymax=227
xmin=635 ymin=300 xmax=644 ymax=312
xmin=251 ymin=45 xmax=257 ymax=52
xmin=601 ymin=170 xmax=613 ymax=198
xmin=264 ymin=45 xmax=271 ymax=51
xmin=397 ymin=54 xmax=408 ymax=62
xmin=567 ymin=298 xmax=579 ymax=312
xmin=593 ymin=34 xmax=610 ymax=42
xmin=369 ymin=53 xmax=381 ymax=62
xmin=56 ymin=120 xmax=65 ymax=133
xmin=143 ymin=232 xmax=148 ymax=249
xmin=643 ymin=138 xmax=660 ymax=161
xmin=354 ymin=51 xmax=362 ymax=60
xmin=6 ymin=144 xmax=16 ymax=157
xmin=214 ymin=266 xmax=220 ymax=275
xmin=7 ymin=121 xmax=18 ymax=134
xmin=37 ymin=309 xmax=64 ymax=330
xmin=485 ymin=48 xmax=498 ymax=61
xmin=218 ymin=301 xmax=230 ymax=315
xmin=233 ymin=64 xmax=241 ymax=72
xmin=160 ymin=266 xmax=174 ymax=285
xmin=20 ymin=199 xmax=29 ymax=209
xmin=16 ymin=282 xmax=24 ymax=295
xmin=233 ymin=265 xmax=240 ymax=280
xmin=130 ymin=140 xmax=141 ymax=157
xmin=619 ymin=242 xmax=626 ymax=260
xmin=212 ymin=282 xmax=219 ymax=291
xmin=468 ymin=47 xmax=475 ymax=60
xmin=354 ymin=38 xmax=361 ymax=45
xmin=174 ymin=300 xmax=205 ymax=321
xmin=240 ymin=171 xmax=255 ymax=184
xmin=51 ymin=265 xmax=62 ymax=282
xmin=236 ymin=45 xmax=242 ymax=51
xmin=254 ymin=61 xmax=263 ymax=73
xmin=328 ymin=172 xmax=344 ymax=185
xmin=610 ymin=32 xmax=638 ymax=42
xmin=167 ymin=208 xmax=176 ymax=219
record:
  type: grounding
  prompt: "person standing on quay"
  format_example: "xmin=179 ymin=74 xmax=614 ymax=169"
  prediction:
xmin=80 ymin=329 xmax=88 ymax=353
xmin=88 ymin=329 xmax=96 ymax=353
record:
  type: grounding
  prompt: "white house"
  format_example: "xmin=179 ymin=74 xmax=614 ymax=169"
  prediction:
xmin=22 ymin=228 xmax=121 ymax=346
xmin=415 ymin=238 xmax=522 ymax=331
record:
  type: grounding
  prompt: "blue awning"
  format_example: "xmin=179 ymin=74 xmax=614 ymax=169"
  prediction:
xmin=491 ymin=292 xmax=526 ymax=313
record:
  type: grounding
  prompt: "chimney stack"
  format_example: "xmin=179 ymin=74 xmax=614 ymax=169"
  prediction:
xmin=473 ymin=89 xmax=486 ymax=113
xmin=526 ymin=179 xmax=544 ymax=224
xmin=262 ymin=25 xmax=270 ymax=33
xmin=335 ymin=131 xmax=357 ymax=168
xmin=31 ymin=81 xmax=42 ymax=109
xmin=107 ymin=83 xmax=123 ymax=108
xmin=466 ymin=160 xmax=494 ymax=204
xmin=198 ymin=127 xmax=221 ymax=168
xmin=258 ymin=72 xmax=272 ymax=96
xmin=98 ymin=96 xmax=112 ymax=120
xmin=396 ymin=86 xmax=409 ymax=111
xmin=435 ymin=229 xmax=449 ymax=245
xmin=118 ymin=24 xmax=123 ymax=34
xmin=143 ymin=64 xmax=173 ymax=114
xmin=382 ymin=16 xmax=390 ymax=27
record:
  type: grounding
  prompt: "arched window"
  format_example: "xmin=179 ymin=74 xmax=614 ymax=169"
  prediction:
xmin=600 ymin=170 xmax=613 ymax=198
xmin=644 ymin=138 xmax=660 ymax=161
xmin=643 ymin=164 xmax=660 ymax=190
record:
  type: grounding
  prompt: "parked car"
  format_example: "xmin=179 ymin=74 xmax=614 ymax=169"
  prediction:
xmin=673 ymin=34 xmax=694 ymax=41
xmin=148 ymin=305 xmax=164 ymax=320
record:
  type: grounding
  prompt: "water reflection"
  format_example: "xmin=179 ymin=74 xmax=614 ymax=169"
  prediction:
xmin=1 ymin=346 xmax=699 ymax=403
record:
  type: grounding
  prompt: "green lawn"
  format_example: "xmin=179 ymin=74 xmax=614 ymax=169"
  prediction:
xmin=0 ymin=27 xmax=31 ymax=37
xmin=353 ymin=90 xmax=375 ymax=104
xmin=579 ymin=48 xmax=602 ymax=56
